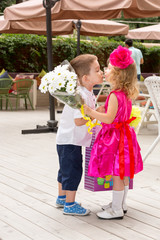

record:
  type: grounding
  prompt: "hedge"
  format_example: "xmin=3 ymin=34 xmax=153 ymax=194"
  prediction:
xmin=0 ymin=34 xmax=160 ymax=73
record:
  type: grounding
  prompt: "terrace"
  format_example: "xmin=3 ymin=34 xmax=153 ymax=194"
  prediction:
xmin=0 ymin=108 xmax=159 ymax=240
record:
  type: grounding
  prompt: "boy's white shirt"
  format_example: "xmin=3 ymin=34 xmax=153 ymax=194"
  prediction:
xmin=56 ymin=86 xmax=100 ymax=147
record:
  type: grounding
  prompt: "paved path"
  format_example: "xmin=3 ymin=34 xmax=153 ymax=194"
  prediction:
xmin=0 ymin=108 xmax=160 ymax=240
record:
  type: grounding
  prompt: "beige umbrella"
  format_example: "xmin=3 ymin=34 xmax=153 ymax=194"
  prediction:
xmin=75 ymin=20 xmax=129 ymax=36
xmin=0 ymin=16 xmax=73 ymax=35
xmin=0 ymin=16 xmax=129 ymax=56
xmin=123 ymin=0 xmax=160 ymax=18
xmin=3 ymin=0 xmax=122 ymax=21
xmin=126 ymin=24 xmax=160 ymax=40
xmin=0 ymin=16 xmax=129 ymax=36
xmin=4 ymin=0 xmax=160 ymax=21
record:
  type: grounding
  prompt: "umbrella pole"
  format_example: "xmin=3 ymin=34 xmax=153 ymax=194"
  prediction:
xmin=45 ymin=0 xmax=59 ymax=129
xmin=75 ymin=20 xmax=81 ymax=56
xmin=22 ymin=0 xmax=60 ymax=134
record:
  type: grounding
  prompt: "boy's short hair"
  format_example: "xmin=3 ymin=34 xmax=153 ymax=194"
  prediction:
xmin=125 ymin=39 xmax=133 ymax=47
xmin=70 ymin=54 xmax=97 ymax=84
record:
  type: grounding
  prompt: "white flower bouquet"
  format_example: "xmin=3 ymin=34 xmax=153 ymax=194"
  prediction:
xmin=39 ymin=61 xmax=84 ymax=109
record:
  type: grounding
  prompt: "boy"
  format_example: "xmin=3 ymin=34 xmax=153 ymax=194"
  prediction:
xmin=56 ymin=54 xmax=103 ymax=216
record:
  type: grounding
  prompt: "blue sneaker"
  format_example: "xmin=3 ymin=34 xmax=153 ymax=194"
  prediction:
xmin=56 ymin=197 xmax=66 ymax=208
xmin=63 ymin=203 xmax=90 ymax=216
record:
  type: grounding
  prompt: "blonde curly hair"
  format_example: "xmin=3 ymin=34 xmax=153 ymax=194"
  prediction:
xmin=107 ymin=62 xmax=139 ymax=99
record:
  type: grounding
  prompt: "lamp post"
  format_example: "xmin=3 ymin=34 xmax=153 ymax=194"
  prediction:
xmin=22 ymin=0 xmax=60 ymax=134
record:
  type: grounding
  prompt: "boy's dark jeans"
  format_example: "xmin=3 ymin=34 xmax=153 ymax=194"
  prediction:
xmin=57 ymin=144 xmax=83 ymax=191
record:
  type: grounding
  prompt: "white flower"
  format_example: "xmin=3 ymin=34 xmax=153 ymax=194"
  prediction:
xmin=66 ymin=79 xmax=76 ymax=89
xmin=66 ymin=85 xmax=76 ymax=94
xmin=47 ymin=71 xmax=56 ymax=84
xmin=39 ymin=63 xmax=78 ymax=95
xmin=54 ymin=64 xmax=68 ymax=74
xmin=56 ymin=77 xmax=66 ymax=90
xmin=39 ymin=82 xmax=48 ymax=93
xmin=41 ymin=71 xmax=54 ymax=86
xmin=48 ymin=82 xmax=57 ymax=94
xmin=41 ymin=72 xmax=50 ymax=84
xmin=67 ymin=71 xmax=77 ymax=81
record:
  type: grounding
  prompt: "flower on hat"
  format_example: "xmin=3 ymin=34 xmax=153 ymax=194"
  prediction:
xmin=110 ymin=45 xmax=134 ymax=69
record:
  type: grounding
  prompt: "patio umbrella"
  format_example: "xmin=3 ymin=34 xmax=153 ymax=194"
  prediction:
xmin=122 ymin=0 xmax=160 ymax=18
xmin=3 ymin=0 xmax=160 ymax=133
xmin=0 ymin=16 xmax=129 ymax=36
xmin=0 ymin=15 xmax=129 ymax=58
xmin=126 ymin=24 xmax=160 ymax=40
xmin=4 ymin=0 xmax=160 ymax=21
xmin=0 ymin=16 xmax=73 ymax=35
xmin=0 ymin=16 xmax=129 ymax=55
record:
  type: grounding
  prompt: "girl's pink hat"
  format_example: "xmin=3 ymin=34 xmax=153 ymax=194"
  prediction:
xmin=110 ymin=45 xmax=134 ymax=69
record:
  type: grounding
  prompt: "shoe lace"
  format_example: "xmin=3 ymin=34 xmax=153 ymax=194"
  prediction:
xmin=75 ymin=203 xmax=85 ymax=211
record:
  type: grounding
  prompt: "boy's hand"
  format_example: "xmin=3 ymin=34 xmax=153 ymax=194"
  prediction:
xmin=83 ymin=104 xmax=92 ymax=116
xmin=96 ymin=105 xmax=105 ymax=113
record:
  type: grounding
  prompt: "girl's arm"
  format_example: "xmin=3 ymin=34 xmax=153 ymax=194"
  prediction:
xmin=83 ymin=93 xmax=118 ymax=124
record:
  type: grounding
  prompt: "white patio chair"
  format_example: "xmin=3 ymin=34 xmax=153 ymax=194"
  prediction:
xmin=134 ymin=93 xmax=157 ymax=135
xmin=143 ymin=76 xmax=160 ymax=162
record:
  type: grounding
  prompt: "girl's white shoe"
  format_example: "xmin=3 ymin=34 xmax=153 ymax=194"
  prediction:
xmin=97 ymin=207 xmax=124 ymax=220
xmin=101 ymin=202 xmax=128 ymax=214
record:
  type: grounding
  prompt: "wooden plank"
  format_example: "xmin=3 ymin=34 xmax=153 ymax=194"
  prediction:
xmin=0 ymin=153 xmax=57 ymax=178
xmin=74 ymin=188 xmax=160 ymax=234
xmin=0 ymin=219 xmax=32 ymax=240
xmin=0 ymin=205 xmax=61 ymax=240
xmin=128 ymin=191 xmax=160 ymax=209
xmin=0 ymin=182 xmax=122 ymax=240
xmin=0 ymin=167 xmax=57 ymax=196
xmin=80 ymin=197 xmax=160 ymax=237
xmin=0 ymin=193 xmax=94 ymax=240
xmin=76 ymin=213 xmax=155 ymax=240
xmin=126 ymin=208 xmax=160 ymax=230
xmin=0 ymin=173 xmax=56 ymax=206
xmin=0 ymin=159 xmax=56 ymax=187
xmin=131 ymin=188 xmax=160 ymax=202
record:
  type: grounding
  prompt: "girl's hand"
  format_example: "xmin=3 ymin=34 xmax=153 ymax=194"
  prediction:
xmin=83 ymin=104 xmax=92 ymax=116
xmin=96 ymin=105 xmax=105 ymax=113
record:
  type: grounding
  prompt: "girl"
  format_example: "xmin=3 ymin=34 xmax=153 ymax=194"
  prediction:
xmin=83 ymin=46 xmax=143 ymax=220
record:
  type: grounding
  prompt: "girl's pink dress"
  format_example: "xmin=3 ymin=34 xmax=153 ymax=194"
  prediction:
xmin=88 ymin=90 xmax=143 ymax=178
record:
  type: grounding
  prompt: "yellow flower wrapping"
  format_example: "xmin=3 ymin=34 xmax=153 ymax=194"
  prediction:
xmin=81 ymin=105 xmax=102 ymax=134
xmin=129 ymin=106 xmax=141 ymax=128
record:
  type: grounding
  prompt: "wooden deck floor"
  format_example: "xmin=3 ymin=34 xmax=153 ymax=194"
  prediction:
xmin=0 ymin=108 xmax=160 ymax=240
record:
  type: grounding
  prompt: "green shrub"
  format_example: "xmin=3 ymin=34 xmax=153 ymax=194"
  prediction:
xmin=0 ymin=34 xmax=160 ymax=73
xmin=0 ymin=34 xmax=47 ymax=72
xmin=142 ymin=46 xmax=160 ymax=73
